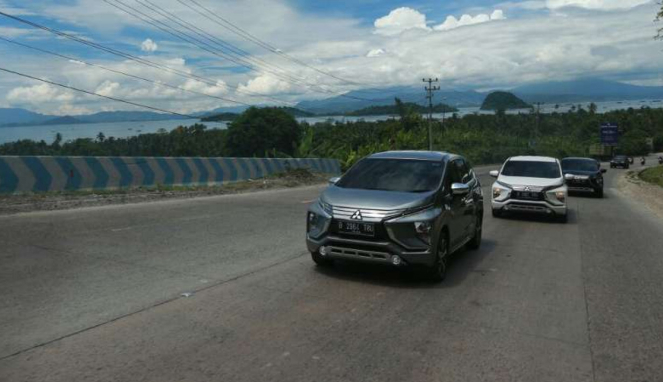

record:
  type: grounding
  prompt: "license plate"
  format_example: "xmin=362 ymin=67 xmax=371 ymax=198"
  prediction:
xmin=517 ymin=192 xmax=539 ymax=200
xmin=337 ymin=221 xmax=375 ymax=237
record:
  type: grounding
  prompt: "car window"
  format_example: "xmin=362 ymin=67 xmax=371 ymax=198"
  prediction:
xmin=501 ymin=160 xmax=561 ymax=179
xmin=336 ymin=158 xmax=443 ymax=193
xmin=455 ymin=159 xmax=471 ymax=183
xmin=562 ymin=159 xmax=599 ymax=172
xmin=444 ymin=160 xmax=463 ymax=193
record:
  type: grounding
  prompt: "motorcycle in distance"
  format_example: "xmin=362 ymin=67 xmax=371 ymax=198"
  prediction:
xmin=641 ymin=157 xmax=646 ymax=166
xmin=628 ymin=157 xmax=634 ymax=164
xmin=658 ymin=156 xmax=663 ymax=165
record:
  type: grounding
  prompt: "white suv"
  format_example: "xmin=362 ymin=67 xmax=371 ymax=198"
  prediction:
xmin=490 ymin=156 xmax=568 ymax=222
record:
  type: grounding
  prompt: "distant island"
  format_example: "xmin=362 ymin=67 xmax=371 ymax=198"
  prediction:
xmin=346 ymin=102 xmax=458 ymax=116
xmin=201 ymin=106 xmax=314 ymax=122
xmin=481 ymin=91 xmax=531 ymax=111
xmin=200 ymin=112 xmax=239 ymax=122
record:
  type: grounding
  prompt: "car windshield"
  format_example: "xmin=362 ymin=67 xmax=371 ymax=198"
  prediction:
xmin=336 ymin=158 xmax=443 ymax=192
xmin=562 ymin=159 xmax=599 ymax=172
xmin=501 ymin=160 xmax=561 ymax=179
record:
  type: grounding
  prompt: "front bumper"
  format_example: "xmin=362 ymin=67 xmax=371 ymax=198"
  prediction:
xmin=306 ymin=234 xmax=435 ymax=267
xmin=492 ymin=198 xmax=567 ymax=216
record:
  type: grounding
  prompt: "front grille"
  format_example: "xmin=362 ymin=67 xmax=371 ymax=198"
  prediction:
xmin=507 ymin=203 xmax=550 ymax=213
xmin=327 ymin=246 xmax=390 ymax=261
xmin=331 ymin=206 xmax=405 ymax=223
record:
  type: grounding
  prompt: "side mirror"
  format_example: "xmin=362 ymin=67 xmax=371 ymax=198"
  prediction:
xmin=564 ymin=173 xmax=575 ymax=181
xmin=451 ymin=183 xmax=470 ymax=196
xmin=489 ymin=170 xmax=499 ymax=178
xmin=328 ymin=177 xmax=340 ymax=186
xmin=600 ymin=169 xmax=607 ymax=174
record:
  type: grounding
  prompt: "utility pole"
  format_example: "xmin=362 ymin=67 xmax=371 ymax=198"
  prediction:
xmin=533 ymin=102 xmax=543 ymax=149
xmin=423 ymin=78 xmax=440 ymax=151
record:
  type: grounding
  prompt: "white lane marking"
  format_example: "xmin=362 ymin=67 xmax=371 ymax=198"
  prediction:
xmin=110 ymin=227 xmax=134 ymax=232
xmin=301 ymin=199 xmax=316 ymax=204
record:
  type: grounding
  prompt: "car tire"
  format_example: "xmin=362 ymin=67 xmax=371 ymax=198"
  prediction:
xmin=466 ymin=215 xmax=482 ymax=250
xmin=311 ymin=251 xmax=334 ymax=267
xmin=596 ymin=188 xmax=604 ymax=198
xmin=428 ymin=231 xmax=449 ymax=282
xmin=492 ymin=208 xmax=502 ymax=218
xmin=557 ymin=213 xmax=568 ymax=223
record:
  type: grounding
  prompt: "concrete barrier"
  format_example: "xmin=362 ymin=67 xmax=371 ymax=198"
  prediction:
xmin=0 ymin=156 xmax=341 ymax=194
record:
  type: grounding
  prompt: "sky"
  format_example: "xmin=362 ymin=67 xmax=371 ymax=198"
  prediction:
xmin=0 ymin=0 xmax=661 ymax=115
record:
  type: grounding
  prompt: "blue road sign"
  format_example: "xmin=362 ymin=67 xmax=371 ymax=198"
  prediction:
xmin=600 ymin=123 xmax=619 ymax=146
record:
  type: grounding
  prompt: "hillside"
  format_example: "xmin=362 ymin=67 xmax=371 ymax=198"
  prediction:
xmin=201 ymin=107 xmax=313 ymax=122
xmin=297 ymin=86 xmax=483 ymax=114
xmin=513 ymin=78 xmax=663 ymax=103
xmin=201 ymin=112 xmax=239 ymax=122
xmin=481 ymin=91 xmax=531 ymax=111
xmin=347 ymin=102 xmax=458 ymax=116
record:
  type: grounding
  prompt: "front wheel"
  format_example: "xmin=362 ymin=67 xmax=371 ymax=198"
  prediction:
xmin=311 ymin=251 xmax=334 ymax=267
xmin=492 ymin=208 xmax=502 ymax=218
xmin=428 ymin=232 xmax=449 ymax=282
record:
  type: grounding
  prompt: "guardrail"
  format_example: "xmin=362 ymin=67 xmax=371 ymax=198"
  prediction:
xmin=0 ymin=156 xmax=341 ymax=194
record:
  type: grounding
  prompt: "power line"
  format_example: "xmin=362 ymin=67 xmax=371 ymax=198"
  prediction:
xmin=0 ymin=11 xmax=300 ymax=107
xmin=179 ymin=0 xmax=378 ymax=90
xmin=136 ymin=0 xmax=308 ymax=87
xmin=104 ymin=0 xmax=377 ymax=102
xmin=0 ymin=66 xmax=197 ymax=118
xmin=0 ymin=36 xmax=252 ymax=107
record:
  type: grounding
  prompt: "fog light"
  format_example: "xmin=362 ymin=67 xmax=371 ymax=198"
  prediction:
xmin=320 ymin=246 xmax=328 ymax=256
xmin=391 ymin=255 xmax=402 ymax=266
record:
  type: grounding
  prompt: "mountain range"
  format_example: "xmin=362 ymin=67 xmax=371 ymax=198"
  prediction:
xmin=2 ymin=78 xmax=663 ymax=127
xmin=0 ymin=110 xmax=190 ymax=127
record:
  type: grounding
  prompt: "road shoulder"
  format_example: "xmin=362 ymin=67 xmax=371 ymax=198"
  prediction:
xmin=616 ymin=167 xmax=663 ymax=220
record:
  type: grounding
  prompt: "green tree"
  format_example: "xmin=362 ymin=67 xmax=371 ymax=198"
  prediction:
xmin=225 ymin=107 xmax=302 ymax=157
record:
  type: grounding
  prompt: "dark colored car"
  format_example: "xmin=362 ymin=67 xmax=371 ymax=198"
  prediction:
xmin=306 ymin=151 xmax=484 ymax=282
xmin=561 ymin=157 xmax=606 ymax=198
xmin=610 ymin=155 xmax=630 ymax=169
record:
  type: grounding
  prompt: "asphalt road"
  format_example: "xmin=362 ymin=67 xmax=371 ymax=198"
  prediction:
xmin=1 ymin=157 xmax=662 ymax=382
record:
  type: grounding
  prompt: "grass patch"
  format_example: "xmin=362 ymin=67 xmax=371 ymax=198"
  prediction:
xmin=639 ymin=166 xmax=663 ymax=188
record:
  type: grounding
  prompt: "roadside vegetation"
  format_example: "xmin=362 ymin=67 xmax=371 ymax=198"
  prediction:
xmin=2 ymin=99 xmax=662 ymax=171
xmin=639 ymin=166 xmax=663 ymax=188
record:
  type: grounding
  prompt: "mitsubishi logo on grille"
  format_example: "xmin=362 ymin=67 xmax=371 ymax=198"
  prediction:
xmin=524 ymin=186 xmax=531 ymax=191
xmin=350 ymin=210 xmax=363 ymax=220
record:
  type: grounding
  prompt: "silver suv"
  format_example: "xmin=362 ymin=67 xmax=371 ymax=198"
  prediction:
xmin=306 ymin=151 xmax=484 ymax=281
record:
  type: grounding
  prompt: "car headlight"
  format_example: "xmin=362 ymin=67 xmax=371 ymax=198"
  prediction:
xmin=414 ymin=221 xmax=432 ymax=245
xmin=492 ymin=183 xmax=510 ymax=202
xmin=545 ymin=187 xmax=567 ymax=205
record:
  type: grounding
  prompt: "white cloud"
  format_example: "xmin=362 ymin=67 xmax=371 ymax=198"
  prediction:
xmin=374 ymin=7 xmax=431 ymax=36
xmin=366 ymin=48 xmax=386 ymax=58
xmin=434 ymin=9 xmax=506 ymax=31
xmin=7 ymin=83 xmax=75 ymax=103
xmin=140 ymin=38 xmax=158 ymax=53
xmin=545 ymin=0 xmax=652 ymax=10
xmin=95 ymin=80 xmax=120 ymax=97
xmin=237 ymin=75 xmax=292 ymax=95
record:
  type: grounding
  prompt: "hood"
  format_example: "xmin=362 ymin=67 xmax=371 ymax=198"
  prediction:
xmin=497 ymin=175 xmax=563 ymax=188
xmin=321 ymin=186 xmax=434 ymax=210
xmin=562 ymin=169 xmax=598 ymax=176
